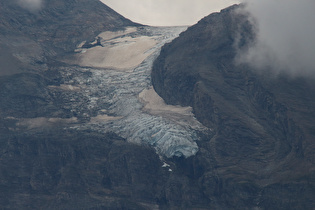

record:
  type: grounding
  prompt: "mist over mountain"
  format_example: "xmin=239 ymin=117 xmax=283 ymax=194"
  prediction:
xmin=237 ymin=0 xmax=315 ymax=77
xmin=152 ymin=4 xmax=315 ymax=209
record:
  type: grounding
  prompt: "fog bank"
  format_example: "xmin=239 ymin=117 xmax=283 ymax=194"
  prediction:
xmin=237 ymin=0 xmax=315 ymax=77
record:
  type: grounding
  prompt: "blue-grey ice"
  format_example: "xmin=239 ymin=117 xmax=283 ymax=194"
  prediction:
xmin=63 ymin=26 xmax=209 ymax=158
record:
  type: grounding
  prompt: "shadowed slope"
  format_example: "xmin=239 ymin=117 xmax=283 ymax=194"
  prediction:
xmin=152 ymin=4 xmax=315 ymax=209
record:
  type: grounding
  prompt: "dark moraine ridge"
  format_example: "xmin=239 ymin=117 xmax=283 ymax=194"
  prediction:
xmin=152 ymin=4 xmax=315 ymax=209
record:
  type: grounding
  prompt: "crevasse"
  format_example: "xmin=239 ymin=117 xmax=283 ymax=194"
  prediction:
xmin=66 ymin=26 xmax=207 ymax=158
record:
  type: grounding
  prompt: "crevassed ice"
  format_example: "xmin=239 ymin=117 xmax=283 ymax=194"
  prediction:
xmin=67 ymin=26 xmax=206 ymax=158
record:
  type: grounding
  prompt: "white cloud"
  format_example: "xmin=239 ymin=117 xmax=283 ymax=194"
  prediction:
xmin=237 ymin=0 xmax=315 ymax=77
xmin=18 ymin=0 xmax=43 ymax=11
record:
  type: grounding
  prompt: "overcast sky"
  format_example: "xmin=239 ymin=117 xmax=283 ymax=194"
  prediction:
xmin=100 ymin=0 xmax=239 ymax=26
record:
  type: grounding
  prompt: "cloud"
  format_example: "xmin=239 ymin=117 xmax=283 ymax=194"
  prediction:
xmin=101 ymin=0 xmax=239 ymax=26
xmin=17 ymin=0 xmax=43 ymax=11
xmin=236 ymin=0 xmax=315 ymax=77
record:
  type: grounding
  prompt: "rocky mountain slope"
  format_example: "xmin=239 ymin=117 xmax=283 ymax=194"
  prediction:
xmin=152 ymin=4 xmax=315 ymax=209
xmin=0 ymin=0 xmax=135 ymax=51
xmin=0 ymin=0 xmax=137 ymax=118
xmin=1 ymin=1 xmax=314 ymax=209
xmin=0 ymin=0 xmax=208 ymax=209
xmin=0 ymin=0 xmax=136 ymax=77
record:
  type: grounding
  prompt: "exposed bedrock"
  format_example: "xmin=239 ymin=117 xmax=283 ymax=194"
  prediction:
xmin=152 ymin=4 xmax=315 ymax=209
xmin=1 ymin=1 xmax=314 ymax=209
xmin=152 ymin=4 xmax=312 ymax=162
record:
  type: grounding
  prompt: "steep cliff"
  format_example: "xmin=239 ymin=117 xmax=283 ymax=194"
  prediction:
xmin=1 ymin=1 xmax=314 ymax=209
xmin=152 ymin=4 xmax=315 ymax=209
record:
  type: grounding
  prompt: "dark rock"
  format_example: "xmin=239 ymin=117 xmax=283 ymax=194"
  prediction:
xmin=0 ymin=130 xmax=157 ymax=209
xmin=0 ymin=73 xmax=58 ymax=118
xmin=1 ymin=1 xmax=314 ymax=209
xmin=152 ymin=4 xmax=315 ymax=209
xmin=0 ymin=0 xmax=137 ymax=54
xmin=0 ymin=0 xmax=138 ymax=118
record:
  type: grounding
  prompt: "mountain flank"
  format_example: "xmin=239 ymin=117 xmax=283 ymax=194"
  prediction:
xmin=0 ymin=1 xmax=314 ymax=209
xmin=152 ymin=4 xmax=315 ymax=209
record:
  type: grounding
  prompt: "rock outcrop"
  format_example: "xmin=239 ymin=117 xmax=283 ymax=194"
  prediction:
xmin=0 ymin=0 xmax=136 ymax=53
xmin=1 ymin=1 xmax=314 ymax=209
xmin=0 ymin=1 xmax=207 ymax=208
xmin=0 ymin=0 xmax=136 ymax=117
xmin=152 ymin=4 xmax=315 ymax=209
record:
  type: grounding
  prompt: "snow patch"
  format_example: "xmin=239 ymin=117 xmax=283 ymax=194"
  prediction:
xmin=162 ymin=162 xmax=170 ymax=168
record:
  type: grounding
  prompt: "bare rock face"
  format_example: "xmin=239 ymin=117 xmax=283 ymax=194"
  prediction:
xmin=152 ymin=4 xmax=315 ymax=209
xmin=0 ymin=0 xmax=135 ymax=117
xmin=1 ymin=1 xmax=314 ymax=209
xmin=0 ymin=0 xmax=137 ymax=79
xmin=0 ymin=0 xmax=136 ymax=52
xmin=0 ymin=1 xmax=206 ymax=209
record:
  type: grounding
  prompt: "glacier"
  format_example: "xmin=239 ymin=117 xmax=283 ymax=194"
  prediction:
xmin=56 ymin=26 xmax=209 ymax=158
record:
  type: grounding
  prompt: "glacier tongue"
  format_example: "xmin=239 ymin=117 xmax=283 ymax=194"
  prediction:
xmin=62 ymin=26 xmax=208 ymax=158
